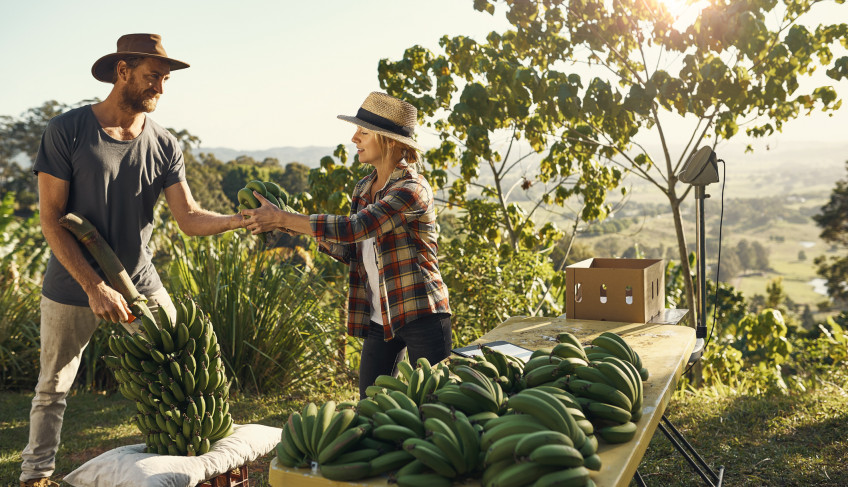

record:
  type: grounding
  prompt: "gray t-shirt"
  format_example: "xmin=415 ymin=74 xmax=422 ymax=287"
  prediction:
xmin=33 ymin=105 xmax=186 ymax=306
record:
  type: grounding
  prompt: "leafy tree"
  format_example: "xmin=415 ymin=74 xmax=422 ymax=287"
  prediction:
xmin=278 ymin=162 xmax=311 ymax=194
xmin=814 ymin=161 xmax=848 ymax=305
xmin=381 ymin=0 xmax=848 ymax=318
xmin=221 ymin=164 xmax=274 ymax=207
xmin=0 ymin=100 xmax=95 ymax=213
xmin=752 ymin=240 xmax=770 ymax=270
xmin=166 ymin=130 xmax=234 ymax=214
xmin=736 ymin=239 xmax=753 ymax=272
xmin=717 ymin=248 xmax=741 ymax=282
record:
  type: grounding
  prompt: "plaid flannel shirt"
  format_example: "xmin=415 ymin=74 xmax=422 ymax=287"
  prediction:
xmin=310 ymin=163 xmax=451 ymax=340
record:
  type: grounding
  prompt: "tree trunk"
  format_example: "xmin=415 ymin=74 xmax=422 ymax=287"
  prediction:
xmin=668 ymin=193 xmax=696 ymax=328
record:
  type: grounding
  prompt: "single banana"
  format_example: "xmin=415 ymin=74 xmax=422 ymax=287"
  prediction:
xmin=598 ymin=421 xmax=638 ymax=443
xmin=514 ymin=430 xmax=574 ymax=458
xmin=533 ymin=466 xmax=591 ymax=487
xmin=529 ymin=443 xmax=585 ymax=467
xmin=397 ymin=360 xmax=415 ymax=382
xmin=386 ymin=408 xmax=425 ymax=437
xmin=374 ymin=374 xmax=409 ymax=393
xmin=388 ymin=390 xmax=419 ymax=416
xmin=316 ymin=408 xmax=358 ymax=454
xmin=484 ymin=433 xmax=524 ymax=466
xmin=368 ymin=449 xmax=415 ymax=475
xmin=395 ymin=473 xmax=453 ymax=487
xmin=373 ymin=424 xmax=418 ymax=443
xmin=318 ymin=461 xmax=372 ymax=482
xmin=317 ymin=424 xmax=370 ymax=464
xmin=311 ymin=401 xmax=337 ymax=456
xmin=591 ymin=335 xmax=633 ymax=364
xmin=487 ymin=461 xmax=557 ymax=487
xmin=506 ymin=391 xmax=570 ymax=436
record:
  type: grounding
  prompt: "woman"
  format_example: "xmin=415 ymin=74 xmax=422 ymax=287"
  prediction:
xmin=243 ymin=91 xmax=451 ymax=398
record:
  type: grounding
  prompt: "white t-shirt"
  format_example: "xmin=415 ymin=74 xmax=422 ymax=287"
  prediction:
xmin=361 ymin=237 xmax=383 ymax=324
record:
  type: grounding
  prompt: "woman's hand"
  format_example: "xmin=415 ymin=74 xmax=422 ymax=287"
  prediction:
xmin=241 ymin=192 xmax=286 ymax=234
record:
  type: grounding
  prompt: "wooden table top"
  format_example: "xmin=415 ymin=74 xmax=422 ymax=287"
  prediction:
xmin=269 ymin=316 xmax=696 ymax=487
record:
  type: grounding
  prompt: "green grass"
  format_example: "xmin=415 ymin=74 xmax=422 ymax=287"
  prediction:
xmin=0 ymin=387 xmax=358 ymax=486
xmin=3 ymin=378 xmax=845 ymax=487
xmin=633 ymin=378 xmax=848 ymax=486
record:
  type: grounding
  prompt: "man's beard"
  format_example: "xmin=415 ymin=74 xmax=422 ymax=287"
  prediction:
xmin=120 ymin=82 xmax=159 ymax=113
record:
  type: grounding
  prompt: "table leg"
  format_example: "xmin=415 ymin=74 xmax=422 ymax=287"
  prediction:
xmin=656 ymin=414 xmax=725 ymax=487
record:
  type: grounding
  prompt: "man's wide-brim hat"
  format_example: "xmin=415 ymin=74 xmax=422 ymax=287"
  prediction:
xmin=338 ymin=92 xmax=423 ymax=152
xmin=91 ymin=33 xmax=189 ymax=83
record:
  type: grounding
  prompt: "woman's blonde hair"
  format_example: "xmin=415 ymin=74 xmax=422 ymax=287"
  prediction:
xmin=375 ymin=133 xmax=420 ymax=167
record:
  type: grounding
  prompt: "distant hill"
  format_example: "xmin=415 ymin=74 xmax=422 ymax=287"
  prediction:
xmin=196 ymin=145 xmax=343 ymax=167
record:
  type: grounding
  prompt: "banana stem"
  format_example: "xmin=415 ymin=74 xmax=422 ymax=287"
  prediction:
xmin=59 ymin=212 xmax=154 ymax=322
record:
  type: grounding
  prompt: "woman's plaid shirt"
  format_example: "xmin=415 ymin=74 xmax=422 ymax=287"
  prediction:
xmin=310 ymin=163 xmax=451 ymax=340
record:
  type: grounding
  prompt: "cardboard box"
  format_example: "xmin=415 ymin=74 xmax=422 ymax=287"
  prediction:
xmin=566 ymin=258 xmax=664 ymax=323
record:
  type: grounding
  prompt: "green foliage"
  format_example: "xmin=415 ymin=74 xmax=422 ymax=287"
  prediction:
xmin=168 ymin=231 xmax=344 ymax=393
xmin=702 ymin=308 xmax=792 ymax=393
xmin=0 ymin=192 xmax=49 ymax=279
xmin=396 ymin=0 xmax=847 ymax=316
xmin=0 ymin=100 xmax=95 ymax=214
xmin=303 ymin=145 xmax=371 ymax=216
xmin=440 ymin=231 xmax=558 ymax=346
xmin=814 ymin=160 xmax=848 ymax=305
xmin=0 ymin=271 xmax=41 ymax=391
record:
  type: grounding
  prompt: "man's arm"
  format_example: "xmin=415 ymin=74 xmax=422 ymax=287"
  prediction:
xmin=164 ymin=181 xmax=244 ymax=236
xmin=38 ymin=172 xmax=132 ymax=323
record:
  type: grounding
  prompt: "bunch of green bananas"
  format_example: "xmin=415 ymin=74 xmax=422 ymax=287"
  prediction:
xmin=519 ymin=333 xmax=593 ymax=389
xmin=435 ymin=364 xmax=508 ymax=417
xmin=102 ymin=298 xmax=233 ymax=456
xmin=563 ymin=332 xmax=647 ymax=443
xmin=236 ymin=180 xmax=314 ymax=245
xmin=364 ymin=357 xmax=454 ymax=406
xmin=273 ymin=332 xmax=652 ymax=485
xmin=277 ymin=398 xmax=419 ymax=482
xmin=394 ymin=403 xmax=484 ymax=486
xmin=584 ymin=331 xmax=650 ymax=381
xmin=480 ymin=388 xmax=600 ymax=487
xmin=448 ymin=345 xmax=526 ymax=394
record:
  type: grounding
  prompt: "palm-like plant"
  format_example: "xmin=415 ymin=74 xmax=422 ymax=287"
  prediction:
xmin=169 ymin=231 xmax=343 ymax=393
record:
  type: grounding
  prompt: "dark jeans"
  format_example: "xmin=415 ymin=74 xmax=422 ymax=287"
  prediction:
xmin=359 ymin=313 xmax=452 ymax=399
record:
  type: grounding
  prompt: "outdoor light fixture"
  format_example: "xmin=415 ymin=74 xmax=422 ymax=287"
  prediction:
xmin=678 ymin=145 xmax=720 ymax=364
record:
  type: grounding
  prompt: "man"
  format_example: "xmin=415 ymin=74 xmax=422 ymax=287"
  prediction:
xmin=20 ymin=34 xmax=244 ymax=487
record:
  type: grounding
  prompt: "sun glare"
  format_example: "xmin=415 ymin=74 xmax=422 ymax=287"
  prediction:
xmin=656 ymin=0 xmax=709 ymax=27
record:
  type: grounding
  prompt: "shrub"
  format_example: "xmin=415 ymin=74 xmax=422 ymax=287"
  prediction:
xmin=168 ymin=231 xmax=345 ymax=393
xmin=0 ymin=271 xmax=41 ymax=390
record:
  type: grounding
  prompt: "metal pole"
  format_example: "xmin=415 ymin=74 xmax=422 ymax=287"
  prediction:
xmin=695 ymin=186 xmax=708 ymax=339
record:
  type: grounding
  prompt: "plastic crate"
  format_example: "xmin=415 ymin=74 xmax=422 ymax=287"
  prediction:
xmin=198 ymin=465 xmax=249 ymax=487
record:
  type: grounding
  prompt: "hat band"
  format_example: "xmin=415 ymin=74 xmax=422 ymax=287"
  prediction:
xmin=356 ymin=108 xmax=414 ymax=138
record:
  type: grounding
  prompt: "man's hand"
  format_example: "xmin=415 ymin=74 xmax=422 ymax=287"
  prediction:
xmin=86 ymin=281 xmax=132 ymax=324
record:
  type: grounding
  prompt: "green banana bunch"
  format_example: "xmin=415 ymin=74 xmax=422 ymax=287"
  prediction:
xmin=397 ymin=407 xmax=483 ymax=484
xmin=236 ymin=179 xmax=313 ymax=246
xmin=104 ymin=297 xmax=233 ymax=456
xmin=436 ymin=364 xmax=507 ymax=416
xmin=450 ymin=345 xmax=526 ymax=395
xmin=562 ymin=347 xmax=644 ymax=444
xmin=588 ymin=331 xmax=649 ymax=381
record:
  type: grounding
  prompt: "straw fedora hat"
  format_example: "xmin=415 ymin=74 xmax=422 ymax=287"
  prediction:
xmin=91 ymin=33 xmax=189 ymax=83
xmin=337 ymin=92 xmax=423 ymax=152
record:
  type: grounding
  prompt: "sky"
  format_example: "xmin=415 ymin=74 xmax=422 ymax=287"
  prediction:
xmin=1 ymin=0 xmax=846 ymax=156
